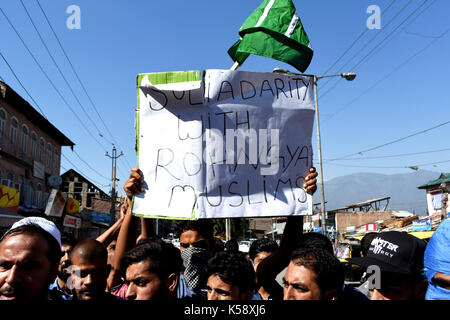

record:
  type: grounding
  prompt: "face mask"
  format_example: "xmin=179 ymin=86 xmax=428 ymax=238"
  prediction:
xmin=181 ymin=247 xmax=212 ymax=292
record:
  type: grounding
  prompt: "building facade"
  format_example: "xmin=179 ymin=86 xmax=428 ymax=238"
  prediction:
xmin=0 ymin=81 xmax=74 ymax=227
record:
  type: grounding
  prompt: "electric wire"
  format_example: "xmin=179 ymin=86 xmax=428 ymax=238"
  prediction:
xmin=0 ymin=7 xmax=107 ymax=152
xmin=35 ymin=0 xmax=133 ymax=171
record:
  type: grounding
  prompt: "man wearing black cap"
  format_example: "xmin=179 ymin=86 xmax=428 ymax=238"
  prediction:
xmin=348 ymin=231 xmax=428 ymax=300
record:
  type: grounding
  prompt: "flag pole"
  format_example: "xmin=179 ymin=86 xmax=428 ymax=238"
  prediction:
xmin=230 ymin=61 xmax=240 ymax=70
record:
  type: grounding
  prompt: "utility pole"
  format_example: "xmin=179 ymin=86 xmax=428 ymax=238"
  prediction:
xmin=106 ymin=146 xmax=123 ymax=225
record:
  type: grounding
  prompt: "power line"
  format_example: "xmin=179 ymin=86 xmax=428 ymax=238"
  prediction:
xmin=0 ymin=51 xmax=47 ymax=117
xmin=35 ymin=0 xmax=133 ymax=171
xmin=325 ymin=158 xmax=450 ymax=169
xmin=322 ymin=27 xmax=449 ymax=123
xmin=320 ymin=0 xmax=397 ymax=77
xmin=324 ymin=146 xmax=450 ymax=161
xmin=0 ymin=6 xmax=107 ymax=152
xmin=19 ymin=0 xmax=109 ymax=148
xmin=319 ymin=0 xmax=414 ymax=91
xmin=70 ymin=149 xmax=111 ymax=180
xmin=320 ymin=0 xmax=431 ymax=100
xmin=61 ymin=152 xmax=109 ymax=187
xmin=328 ymin=119 xmax=450 ymax=161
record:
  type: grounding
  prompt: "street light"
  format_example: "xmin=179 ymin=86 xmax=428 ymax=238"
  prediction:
xmin=273 ymin=69 xmax=356 ymax=235
xmin=313 ymin=73 xmax=356 ymax=235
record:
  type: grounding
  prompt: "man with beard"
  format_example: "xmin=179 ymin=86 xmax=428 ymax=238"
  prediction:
xmin=49 ymin=235 xmax=76 ymax=300
xmin=0 ymin=217 xmax=61 ymax=300
xmin=69 ymin=239 xmax=122 ymax=300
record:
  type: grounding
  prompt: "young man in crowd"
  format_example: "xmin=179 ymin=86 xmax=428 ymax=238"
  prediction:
xmin=206 ymin=251 xmax=256 ymax=300
xmin=49 ymin=234 xmax=76 ymax=300
xmin=348 ymin=231 xmax=428 ymax=300
xmin=423 ymin=219 xmax=450 ymax=300
xmin=177 ymin=219 xmax=216 ymax=298
xmin=69 ymin=239 xmax=122 ymax=300
xmin=0 ymin=217 xmax=61 ymax=300
xmin=283 ymin=247 xmax=344 ymax=300
xmin=120 ymin=238 xmax=183 ymax=300
xmin=248 ymin=238 xmax=279 ymax=300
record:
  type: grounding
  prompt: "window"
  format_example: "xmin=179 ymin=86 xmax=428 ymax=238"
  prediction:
xmin=10 ymin=117 xmax=18 ymax=152
xmin=6 ymin=172 xmax=14 ymax=187
xmin=36 ymin=183 xmax=42 ymax=208
xmin=31 ymin=132 xmax=37 ymax=159
xmin=46 ymin=143 xmax=52 ymax=169
xmin=18 ymin=176 xmax=24 ymax=204
xmin=28 ymin=181 xmax=34 ymax=206
xmin=39 ymin=138 xmax=45 ymax=163
xmin=21 ymin=125 xmax=28 ymax=154
xmin=53 ymin=148 xmax=59 ymax=173
xmin=0 ymin=109 xmax=6 ymax=146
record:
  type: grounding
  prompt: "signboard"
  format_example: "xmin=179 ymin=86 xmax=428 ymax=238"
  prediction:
xmin=0 ymin=184 xmax=20 ymax=213
xmin=90 ymin=211 xmax=112 ymax=225
xmin=65 ymin=198 xmax=80 ymax=214
xmin=44 ymin=189 xmax=67 ymax=217
xmin=33 ymin=161 xmax=45 ymax=180
xmin=63 ymin=214 xmax=82 ymax=229
xmin=366 ymin=223 xmax=378 ymax=232
xmin=48 ymin=175 xmax=63 ymax=187
xmin=346 ymin=226 xmax=356 ymax=234
xmin=134 ymin=69 xmax=315 ymax=219
xmin=412 ymin=217 xmax=432 ymax=231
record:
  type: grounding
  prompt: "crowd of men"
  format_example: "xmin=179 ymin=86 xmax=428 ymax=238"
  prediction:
xmin=1 ymin=166 xmax=450 ymax=301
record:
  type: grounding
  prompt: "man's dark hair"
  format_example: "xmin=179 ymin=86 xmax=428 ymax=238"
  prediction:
xmin=225 ymin=239 xmax=239 ymax=252
xmin=206 ymin=251 xmax=256 ymax=293
xmin=297 ymin=232 xmax=334 ymax=254
xmin=61 ymin=234 xmax=76 ymax=247
xmin=1 ymin=224 xmax=61 ymax=267
xmin=70 ymin=239 xmax=107 ymax=265
xmin=360 ymin=232 xmax=378 ymax=257
xmin=213 ymin=238 xmax=225 ymax=253
xmin=290 ymin=247 xmax=344 ymax=296
xmin=177 ymin=219 xmax=214 ymax=240
xmin=249 ymin=238 xmax=278 ymax=260
xmin=121 ymin=238 xmax=183 ymax=281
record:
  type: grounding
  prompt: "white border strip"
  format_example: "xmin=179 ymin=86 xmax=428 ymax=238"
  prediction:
xmin=255 ymin=0 xmax=276 ymax=27
xmin=285 ymin=13 xmax=299 ymax=38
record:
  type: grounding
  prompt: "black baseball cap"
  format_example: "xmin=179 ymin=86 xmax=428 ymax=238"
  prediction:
xmin=347 ymin=231 xmax=426 ymax=275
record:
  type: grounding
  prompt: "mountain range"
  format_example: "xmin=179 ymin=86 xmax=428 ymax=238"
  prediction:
xmin=320 ymin=170 xmax=441 ymax=216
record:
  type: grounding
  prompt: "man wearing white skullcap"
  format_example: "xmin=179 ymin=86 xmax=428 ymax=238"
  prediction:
xmin=0 ymin=216 xmax=62 ymax=300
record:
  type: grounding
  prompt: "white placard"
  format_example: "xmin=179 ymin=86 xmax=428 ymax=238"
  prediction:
xmin=134 ymin=69 xmax=315 ymax=219
xmin=44 ymin=189 xmax=67 ymax=217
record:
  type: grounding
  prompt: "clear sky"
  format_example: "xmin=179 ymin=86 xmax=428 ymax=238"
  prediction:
xmin=1 ymin=0 xmax=449 ymax=197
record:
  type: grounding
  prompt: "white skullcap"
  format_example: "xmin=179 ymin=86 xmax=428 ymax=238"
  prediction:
xmin=9 ymin=216 xmax=62 ymax=247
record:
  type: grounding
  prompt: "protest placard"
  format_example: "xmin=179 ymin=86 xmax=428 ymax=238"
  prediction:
xmin=133 ymin=69 xmax=315 ymax=219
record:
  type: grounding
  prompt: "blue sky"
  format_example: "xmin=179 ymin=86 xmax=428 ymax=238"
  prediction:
xmin=1 ymin=0 xmax=449 ymax=197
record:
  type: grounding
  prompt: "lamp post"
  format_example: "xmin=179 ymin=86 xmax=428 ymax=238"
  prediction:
xmin=272 ymin=70 xmax=356 ymax=236
xmin=440 ymin=182 xmax=448 ymax=221
xmin=314 ymin=73 xmax=356 ymax=235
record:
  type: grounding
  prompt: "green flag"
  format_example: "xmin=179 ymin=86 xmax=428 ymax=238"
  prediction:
xmin=228 ymin=0 xmax=313 ymax=72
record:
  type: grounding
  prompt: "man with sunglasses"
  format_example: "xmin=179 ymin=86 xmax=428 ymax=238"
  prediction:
xmin=348 ymin=231 xmax=428 ymax=300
